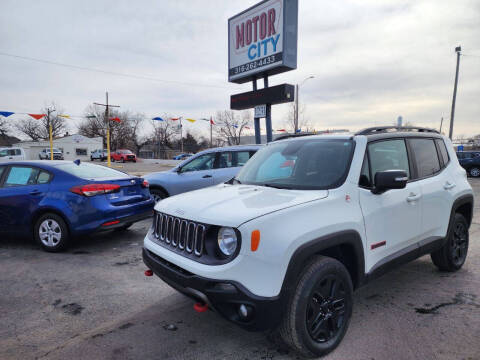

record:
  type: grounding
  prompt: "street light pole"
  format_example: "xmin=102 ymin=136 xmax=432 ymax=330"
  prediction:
xmin=449 ymin=46 xmax=461 ymax=140
xmin=295 ymin=76 xmax=314 ymax=133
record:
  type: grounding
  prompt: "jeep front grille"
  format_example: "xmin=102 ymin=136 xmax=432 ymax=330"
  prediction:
xmin=153 ymin=212 xmax=206 ymax=257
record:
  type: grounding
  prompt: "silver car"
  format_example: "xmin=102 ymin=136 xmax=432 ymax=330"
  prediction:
xmin=144 ymin=145 xmax=260 ymax=202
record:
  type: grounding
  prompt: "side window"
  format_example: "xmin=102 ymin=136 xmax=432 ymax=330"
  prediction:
xmin=5 ymin=166 xmax=40 ymax=186
xmin=236 ymin=151 xmax=251 ymax=167
xmin=359 ymin=153 xmax=371 ymax=187
xmin=181 ymin=153 xmax=215 ymax=172
xmin=409 ymin=139 xmax=440 ymax=178
xmin=217 ymin=152 xmax=234 ymax=168
xmin=15 ymin=149 xmax=21 ymax=156
xmin=435 ymin=139 xmax=449 ymax=167
xmin=0 ymin=150 xmax=7 ymax=157
xmin=0 ymin=166 xmax=5 ymax=180
xmin=368 ymin=139 xmax=410 ymax=183
xmin=7 ymin=149 xmax=15 ymax=156
xmin=76 ymin=148 xmax=87 ymax=156
xmin=37 ymin=171 xmax=51 ymax=184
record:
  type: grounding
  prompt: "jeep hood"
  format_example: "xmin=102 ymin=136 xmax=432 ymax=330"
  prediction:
xmin=155 ymin=184 xmax=328 ymax=227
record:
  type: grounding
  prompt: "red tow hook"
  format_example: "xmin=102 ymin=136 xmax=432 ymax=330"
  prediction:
xmin=194 ymin=302 xmax=208 ymax=313
xmin=144 ymin=269 xmax=153 ymax=277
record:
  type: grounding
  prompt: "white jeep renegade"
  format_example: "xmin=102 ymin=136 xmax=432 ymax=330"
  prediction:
xmin=143 ymin=126 xmax=473 ymax=357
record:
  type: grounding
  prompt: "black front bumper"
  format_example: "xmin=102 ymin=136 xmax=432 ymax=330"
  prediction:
xmin=142 ymin=248 xmax=283 ymax=331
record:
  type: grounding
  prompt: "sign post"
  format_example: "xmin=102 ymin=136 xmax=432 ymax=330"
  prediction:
xmin=228 ymin=0 xmax=298 ymax=143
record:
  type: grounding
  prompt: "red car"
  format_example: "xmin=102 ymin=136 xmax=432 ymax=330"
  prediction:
xmin=111 ymin=149 xmax=137 ymax=163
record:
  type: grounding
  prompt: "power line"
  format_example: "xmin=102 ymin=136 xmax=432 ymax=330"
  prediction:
xmin=0 ymin=51 xmax=230 ymax=89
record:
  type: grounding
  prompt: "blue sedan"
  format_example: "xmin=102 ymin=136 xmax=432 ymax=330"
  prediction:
xmin=145 ymin=145 xmax=261 ymax=202
xmin=0 ymin=161 xmax=154 ymax=252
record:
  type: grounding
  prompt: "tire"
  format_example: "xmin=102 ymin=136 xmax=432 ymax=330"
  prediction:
xmin=114 ymin=222 xmax=133 ymax=231
xmin=90 ymin=156 xmax=94 ymax=161
xmin=469 ymin=167 xmax=480 ymax=177
xmin=431 ymin=213 xmax=469 ymax=271
xmin=34 ymin=213 xmax=70 ymax=252
xmin=150 ymin=188 xmax=168 ymax=203
xmin=279 ymin=256 xmax=353 ymax=358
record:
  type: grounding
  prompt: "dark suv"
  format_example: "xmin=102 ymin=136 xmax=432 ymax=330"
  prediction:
xmin=456 ymin=151 xmax=480 ymax=177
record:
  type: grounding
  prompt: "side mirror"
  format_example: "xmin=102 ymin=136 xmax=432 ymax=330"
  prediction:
xmin=372 ymin=170 xmax=408 ymax=194
xmin=175 ymin=166 xmax=182 ymax=173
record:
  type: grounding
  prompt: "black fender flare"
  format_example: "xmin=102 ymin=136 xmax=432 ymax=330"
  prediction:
xmin=280 ymin=230 xmax=366 ymax=298
xmin=448 ymin=193 xmax=474 ymax=231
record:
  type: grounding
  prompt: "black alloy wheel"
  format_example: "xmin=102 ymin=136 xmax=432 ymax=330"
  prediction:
xmin=306 ymin=275 xmax=347 ymax=343
xmin=279 ymin=256 xmax=353 ymax=357
xmin=431 ymin=213 xmax=469 ymax=271
xmin=451 ymin=220 xmax=468 ymax=267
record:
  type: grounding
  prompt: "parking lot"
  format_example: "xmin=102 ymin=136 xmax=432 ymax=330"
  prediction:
xmin=1 ymin=165 xmax=479 ymax=360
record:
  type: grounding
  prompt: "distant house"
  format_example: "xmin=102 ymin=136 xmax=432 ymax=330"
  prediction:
xmin=0 ymin=134 xmax=21 ymax=147
xmin=13 ymin=134 xmax=102 ymax=160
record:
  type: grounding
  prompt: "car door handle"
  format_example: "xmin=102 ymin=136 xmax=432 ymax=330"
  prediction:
xmin=202 ymin=175 xmax=212 ymax=178
xmin=30 ymin=190 xmax=42 ymax=195
xmin=406 ymin=193 xmax=421 ymax=202
xmin=444 ymin=182 xmax=456 ymax=190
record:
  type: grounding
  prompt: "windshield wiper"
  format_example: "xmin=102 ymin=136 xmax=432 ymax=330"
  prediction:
xmin=262 ymin=183 xmax=293 ymax=189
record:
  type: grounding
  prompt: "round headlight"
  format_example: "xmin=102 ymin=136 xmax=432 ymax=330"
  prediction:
xmin=217 ymin=227 xmax=238 ymax=256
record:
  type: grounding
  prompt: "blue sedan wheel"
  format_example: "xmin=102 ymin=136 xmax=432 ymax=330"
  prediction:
xmin=34 ymin=213 xmax=70 ymax=252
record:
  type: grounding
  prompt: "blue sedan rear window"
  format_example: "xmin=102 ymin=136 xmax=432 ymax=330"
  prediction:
xmin=56 ymin=163 xmax=130 ymax=179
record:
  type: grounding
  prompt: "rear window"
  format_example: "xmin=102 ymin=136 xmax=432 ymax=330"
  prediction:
xmin=409 ymin=138 xmax=440 ymax=178
xmin=56 ymin=163 xmax=130 ymax=180
xmin=435 ymin=139 xmax=449 ymax=166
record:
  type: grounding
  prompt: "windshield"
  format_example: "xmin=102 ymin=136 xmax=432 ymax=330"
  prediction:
xmin=0 ymin=150 xmax=7 ymax=157
xmin=235 ymin=138 xmax=354 ymax=190
xmin=56 ymin=162 xmax=130 ymax=180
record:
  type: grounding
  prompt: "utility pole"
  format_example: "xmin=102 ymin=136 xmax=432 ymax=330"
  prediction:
xmin=449 ymin=46 xmax=461 ymax=140
xmin=439 ymin=117 xmax=444 ymax=133
xmin=94 ymin=92 xmax=119 ymax=167
xmin=295 ymin=76 xmax=314 ymax=133
xmin=46 ymin=107 xmax=56 ymax=160
xmin=180 ymin=117 xmax=184 ymax=153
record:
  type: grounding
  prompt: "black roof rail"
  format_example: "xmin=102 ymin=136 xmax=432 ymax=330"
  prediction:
xmin=273 ymin=132 xmax=316 ymax=141
xmin=355 ymin=126 xmax=440 ymax=135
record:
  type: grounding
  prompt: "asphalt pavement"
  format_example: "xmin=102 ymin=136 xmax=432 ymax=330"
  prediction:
xmin=1 ymin=178 xmax=479 ymax=360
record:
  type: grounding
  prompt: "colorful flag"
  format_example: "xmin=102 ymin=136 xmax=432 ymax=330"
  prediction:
xmin=245 ymin=126 xmax=251 ymax=129
xmin=210 ymin=117 xmax=215 ymax=125
xmin=59 ymin=115 xmax=70 ymax=119
xmin=277 ymin=129 xmax=286 ymax=132
xmin=186 ymin=118 xmax=196 ymax=123
xmin=29 ymin=114 xmax=46 ymax=120
xmin=233 ymin=124 xmax=239 ymax=128
xmin=170 ymin=117 xmax=180 ymax=121
xmin=295 ymin=129 xmax=301 ymax=133
xmin=110 ymin=117 xmax=121 ymax=123
xmin=152 ymin=117 xmax=164 ymax=121
xmin=0 ymin=111 xmax=14 ymax=117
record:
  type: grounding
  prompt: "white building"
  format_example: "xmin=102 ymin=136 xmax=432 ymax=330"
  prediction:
xmin=14 ymin=134 xmax=103 ymax=161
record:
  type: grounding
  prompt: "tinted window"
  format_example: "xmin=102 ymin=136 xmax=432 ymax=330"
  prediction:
xmin=236 ymin=151 xmax=252 ymax=166
xmin=56 ymin=163 xmax=130 ymax=180
xmin=218 ymin=152 xmax=234 ymax=168
xmin=236 ymin=139 xmax=354 ymax=190
xmin=368 ymin=139 xmax=410 ymax=181
xmin=181 ymin=153 xmax=215 ymax=172
xmin=435 ymin=139 xmax=449 ymax=166
xmin=5 ymin=166 xmax=40 ymax=186
xmin=0 ymin=150 xmax=7 ymax=157
xmin=76 ymin=148 xmax=87 ymax=156
xmin=409 ymin=139 xmax=440 ymax=178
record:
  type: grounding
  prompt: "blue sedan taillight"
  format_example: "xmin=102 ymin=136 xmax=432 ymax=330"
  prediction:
xmin=70 ymin=184 xmax=120 ymax=197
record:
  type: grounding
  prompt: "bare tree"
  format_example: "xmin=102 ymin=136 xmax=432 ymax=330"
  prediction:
xmin=0 ymin=117 xmax=10 ymax=137
xmin=15 ymin=102 xmax=67 ymax=140
xmin=283 ymin=102 xmax=309 ymax=132
xmin=214 ymin=110 xmax=250 ymax=145
xmin=78 ymin=106 xmax=148 ymax=153
xmin=148 ymin=115 xmax=176 ymax=157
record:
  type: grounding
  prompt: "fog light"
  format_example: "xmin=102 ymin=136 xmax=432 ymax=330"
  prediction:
xmin=238 ymin=304 xmax=252 ymax=319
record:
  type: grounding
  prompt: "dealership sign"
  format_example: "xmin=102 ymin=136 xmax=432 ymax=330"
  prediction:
xmin=228 ymin=0 xmax=298 ymax=84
